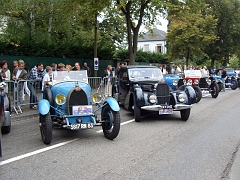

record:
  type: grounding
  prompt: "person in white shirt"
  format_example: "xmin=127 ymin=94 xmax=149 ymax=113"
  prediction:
xmin=0 ymin=60 xmax=11 ymax=93
xmin=42 ymin=66 xmax=52 ymax=91
xmin=162 ymin=64 xmax=168 ymax=75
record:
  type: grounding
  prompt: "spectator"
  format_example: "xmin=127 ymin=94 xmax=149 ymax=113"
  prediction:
xmin=220 ymin=66 xmax=227 ymax=92
xmin=66 ymin=64 xmax=72 ymax=71
xmin=13 ymin=60 xmax=18 ymax=70
xmin=12 ymin=61 xmax=28 ymax=103
xmin=171 ymin=65 xmax=175 ymax=74
xmin=73 ymin=62 xmax=81 ymax=71
xmin=27 ymin=62 xmax=45 ymax=109
xmin=102 ymin=65 xmax=113 ymax=97
xmin=162 ymin=64 xmax=168 ymax=75
xmin=175 ymin=65 xmax=182 ymax=75
xmin=57 ymin=63 xmax=65 ymax=71
xmin=42 ymin=66 xmax=52 ymax=91
xmin=115 ymin=62 xmax=125 ymax=80
xmin=0 ymin=60 xmax=11 ymax=93
xmin=81 ymin=62 xmax=91 ymax=76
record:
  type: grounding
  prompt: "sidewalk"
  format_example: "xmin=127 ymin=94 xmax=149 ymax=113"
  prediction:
xmin=11 ymin=104 xmax=39 ymax=120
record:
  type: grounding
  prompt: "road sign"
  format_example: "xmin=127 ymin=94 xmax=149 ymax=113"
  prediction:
xmin=94 ymin=58 xmax=98 ymax=70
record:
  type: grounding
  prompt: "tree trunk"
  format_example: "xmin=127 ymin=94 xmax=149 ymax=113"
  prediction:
xmin=48 ymin=1 xmax=53 ymax=37
xmin=186 ymin=51 xmax=190 ymax=69
xmin=211 ymin=58 xmax=215 ymax=69
xmin=30 ymin=4 xmax=35 ymax=39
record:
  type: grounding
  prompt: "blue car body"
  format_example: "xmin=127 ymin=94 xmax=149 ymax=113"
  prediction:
xmin=164 ymin=75 xmax=179 ymax=91
xmin=38 ymin=70 xmax=121 ymax=144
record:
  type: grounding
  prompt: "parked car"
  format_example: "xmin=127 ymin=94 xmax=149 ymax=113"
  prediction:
xmin=164 ymin=74 xmax=180 ymax=91
xmin=0 ymin=81 xmax=12 ymax=157
xmin=214 ymin=68 xmax=238 ymax=90
xmin=112 ymin=66 xmax=196 ymax=122
xmin=177 ymin=70 xmax=203 ymax=103
xmin=38 ymin=70 xmax=121 ymax=144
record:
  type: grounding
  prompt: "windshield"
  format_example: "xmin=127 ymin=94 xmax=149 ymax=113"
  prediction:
xmin=128 ymin=68 xmax=163 ymax=81
xmin=184 ymin=70 xmax=202 ymax=77
xmin=52 ymin=70 xmax=88 ymax=85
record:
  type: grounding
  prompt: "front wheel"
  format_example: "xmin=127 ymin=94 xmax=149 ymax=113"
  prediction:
xmin=217 ymin=82 xmax=223 ymax=92
xmin=2 ymin=122 xmax=11 ymax=134
xmin=39 ymin=112 xmax=52 ymax=144
xmin=134 ymin=99 xmax=141 ymax=122
xmin=231 ymin=79 xmax=238 ymax=90
xmin=180 ymin=108 xmax=191 ymax=121
xmin=193 ymin=86 xmax=202 ymax=103
xmin=101 ymin=104 xmax=120 ymax=140
xmin=211 ymin=82 xmax=219 ymax=98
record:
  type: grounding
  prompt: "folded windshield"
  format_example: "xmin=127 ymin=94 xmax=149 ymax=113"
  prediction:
xmin=52 ymin=70 xmax=88 ymax=84
xmin=128 ymin=68 xmax=163 ymax=80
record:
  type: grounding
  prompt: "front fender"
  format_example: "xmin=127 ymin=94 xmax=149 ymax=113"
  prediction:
xmin=104 ymin=98 xmax=120 ymax=112
xmin=178 ymin=85 xmax=196 ymax=104
xmin=134 ymin=86 xmax=144 ymax=107
xmin=38 ymin=99 xmax=50 ymax=115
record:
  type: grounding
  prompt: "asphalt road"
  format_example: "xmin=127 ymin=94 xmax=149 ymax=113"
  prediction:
xmin=1 ymin=89 xmax=240 ymax=180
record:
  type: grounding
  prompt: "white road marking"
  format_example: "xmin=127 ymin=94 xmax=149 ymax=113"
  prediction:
xmin=96 ymin=119 xmax=135 ymax=133
xmin=0 ymin=118 xmax=138 ymax=166
xmin=0 ymin=139 xmax=76 ymax=166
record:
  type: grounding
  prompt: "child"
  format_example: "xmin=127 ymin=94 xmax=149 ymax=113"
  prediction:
xmin=42 ymin=66 xmax=52 ymax=91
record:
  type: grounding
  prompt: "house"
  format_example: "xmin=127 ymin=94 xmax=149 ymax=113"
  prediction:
xmin=138 ymin=28 xmax=167 ymax=54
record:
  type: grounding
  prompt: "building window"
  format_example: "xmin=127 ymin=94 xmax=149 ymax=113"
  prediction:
xmin=144 ymin=44 xmax=150 ymax=51
xmin=156 ymin=44 xmax=162 ymax=53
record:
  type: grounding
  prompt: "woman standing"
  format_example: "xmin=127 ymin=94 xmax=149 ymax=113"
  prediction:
xmin=0 ymin=60 xmax=11 ymax=93
xmin=102 ymin=65 xmax=113 ymax=97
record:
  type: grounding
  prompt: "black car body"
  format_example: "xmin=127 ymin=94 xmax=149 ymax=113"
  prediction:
xmin=112 ymin=66 xmax=196 ymax=122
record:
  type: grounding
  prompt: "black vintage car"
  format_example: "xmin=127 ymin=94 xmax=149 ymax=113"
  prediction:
xmin=112 ymin=66 xmax=196 ymax=122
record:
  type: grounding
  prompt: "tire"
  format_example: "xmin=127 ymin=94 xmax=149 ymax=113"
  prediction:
xmin=180 ymin=108 xmax=191 ymax=121
xmin=193 ymin=86 xmax=202 ymax=103
xmin=39 ymin=112 xmax=52 ymax=144
xmin=101 ymin=104 xmax=120 ymax=140
xmin=134 ymin=97 xmax=141 ymax=122
xmin=231 ymin=79 xmax=238 ymax=90
xmin=211 ymin=82 xmax=219 ymax=98
xmin=43 ymin=87 xmax=54 ymax=115
xmin=112 ymin=86 xmax=119 ymax=103
xmin=2 ymin=121 xmax=11 ymax=134
xmin=218 ymin=82 xmax=222 ymax=92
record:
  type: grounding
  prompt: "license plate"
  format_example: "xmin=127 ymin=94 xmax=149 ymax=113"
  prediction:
xmin=70 ymin=123 xmax=94 ymax=130
xmin=202 ymin=91 xmax=209 ymax=96
xmin=159 ymin=108 xmax=173 ymax=115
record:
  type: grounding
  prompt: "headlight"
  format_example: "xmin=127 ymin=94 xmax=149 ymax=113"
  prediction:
xmin=149 ymin=95 xmax=157 ymax=103
xmin=55 ymin=94 xmax=66 ymax=105
xmin=173 ymin=80 xmax=178 ymax=86
xmin=194 ymin=80 xmax=199 ymax=85
xmin=187 ymin=79 xmax=192 ymax=85
xmin=92 ymin=93 xmax=102 ymax=103
xmin=178 ymin=93 xmax=185 ymax=102
xmin=206 ymin=78 xmax=211 ymax=85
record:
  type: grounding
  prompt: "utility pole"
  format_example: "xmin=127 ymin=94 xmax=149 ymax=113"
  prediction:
xmin=94 ymin=14 xmax=98 ymax=77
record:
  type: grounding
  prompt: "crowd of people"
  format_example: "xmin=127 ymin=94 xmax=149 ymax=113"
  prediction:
xmin=0 ymin=59 xmax=92 ymax=109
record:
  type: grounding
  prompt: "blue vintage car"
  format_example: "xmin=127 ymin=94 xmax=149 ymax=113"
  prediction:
xmin=163 ymin=74 xmax=180 ymax=91
xmin=38 ymin=71 xmax=120 ymax=144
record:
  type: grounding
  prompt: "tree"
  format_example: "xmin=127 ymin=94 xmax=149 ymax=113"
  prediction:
xmin=204 ymin=0 xmax=240 ymax=68
xmin=166 ymin=0 xmax=217 ymax=69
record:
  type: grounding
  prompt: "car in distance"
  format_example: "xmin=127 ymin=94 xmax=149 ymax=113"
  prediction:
xmin=38 ymin=70 xmax=121 ymax=144
xmin=112 ymin=66 xmax=196 ymax=122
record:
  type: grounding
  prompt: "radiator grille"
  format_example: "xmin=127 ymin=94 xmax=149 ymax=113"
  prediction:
xmin=199 ymin=78 xmax=208 ymax=88
xmin=156 ymin=83 xmax=170 ymax=105
xmin=68 ymin=89 xmax=88 ymax=115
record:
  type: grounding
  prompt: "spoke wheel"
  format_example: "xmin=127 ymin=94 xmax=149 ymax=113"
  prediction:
xmin=211 ymin=82 xmax=219 ymax=98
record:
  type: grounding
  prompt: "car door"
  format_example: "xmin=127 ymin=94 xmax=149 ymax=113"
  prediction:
xmin=119 ymin=69 xmax=130 ymax=105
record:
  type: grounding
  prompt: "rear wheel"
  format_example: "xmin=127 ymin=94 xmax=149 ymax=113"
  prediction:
xmin=180 ymin=108 xmax=191 ymax=121
xmin=231 ymin=79 xmax=238 ymax=90
xmin=101 ymin=104 xmax=120 ymax=140
xmin=39 ymin=112 xmax=52 ymax=144
xmin=211 ymin=82 xmax=219 ymax=98
xmin=193 ymin=86 xmax=202 ymax=103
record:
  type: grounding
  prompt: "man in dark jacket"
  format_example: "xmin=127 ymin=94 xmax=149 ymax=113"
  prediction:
xmin=221 ymin=66 xmax=227 ymax=92
xmin=81 ymin=62 xmax=91 ymax=76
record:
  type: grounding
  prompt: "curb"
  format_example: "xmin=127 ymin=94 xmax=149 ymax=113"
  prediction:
xmin=11 ymin=112 xmax=39 ymax=120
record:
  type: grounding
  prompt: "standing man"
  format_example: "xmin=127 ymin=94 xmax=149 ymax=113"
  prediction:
xmin=27 ymin=62 xmax=45 ymax=109
xmin=162 ymin=64 xmax=168 ymax=75
xmin=220 ymin=66 xmax=227 ymax=92
xmin=115 ymin=62 xmax=125 ymax=80
xmin=74 ymin=62 xmax=81 ymax=71
xmin=81 ymin=62 xmax=91 ymax=76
